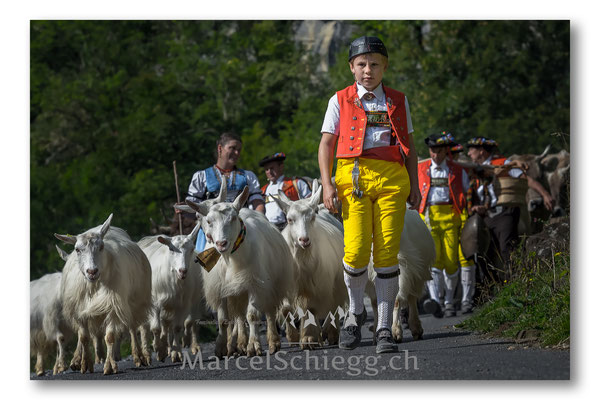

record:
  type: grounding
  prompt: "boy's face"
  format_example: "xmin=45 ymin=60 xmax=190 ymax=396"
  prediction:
xmin=429 ymin=146 xmax=448 ymax=165
xmin=264 ymin=161 xmax=285 ymax=184
xmin=349 ymin=53 xmax=388 ymax=91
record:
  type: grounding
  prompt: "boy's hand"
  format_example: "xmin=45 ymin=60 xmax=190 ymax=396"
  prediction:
xmin=407 ymin=188 xmax=421 ymax=211
xmin=322 ymin=183 xmax=339 ymax=214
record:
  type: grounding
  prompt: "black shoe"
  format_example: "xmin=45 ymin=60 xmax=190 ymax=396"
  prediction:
xmin=461 ymin=301 xmax=473 ymax=314
xmin=375 ymin=328 xmax=397 ymax=354
xmin=400 ymin=307 xmax=409 ymax=329
xmin=444 ymin=303 xmax=456 ymax=318
xmin=423 ymin=299 xmax=443 ymax=318
xmin=339 ymin=308 xmax=367 ymax=350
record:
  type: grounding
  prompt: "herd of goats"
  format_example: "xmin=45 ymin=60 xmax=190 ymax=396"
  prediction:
xmin=30 ymin=145 xmax=569 ymax=376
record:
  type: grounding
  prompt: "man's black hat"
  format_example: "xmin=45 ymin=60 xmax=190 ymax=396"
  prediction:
xmin=259 ymin=152 xmax=286 ymax=167
xmin=424 ymin=132 xmax=456 ymax=148
xmin=348 ymin=36 xmax=388 ymax=61
xmin=466 ymin=137 xmax=498 ymax=152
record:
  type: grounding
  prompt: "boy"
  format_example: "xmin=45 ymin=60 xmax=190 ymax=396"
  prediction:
xmin=318 ymin=36 xmax=420 ymax=354
xmin=259 ymin=152 xmax=312 ymax=230
xmin=418 ymin=133 xmax=470 ymax=318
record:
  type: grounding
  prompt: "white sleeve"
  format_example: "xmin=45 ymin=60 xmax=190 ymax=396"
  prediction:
xmin=504 ymin=159 xmax=523 ymax=178
xmin=186 ymin=170 xmax=206 ymax=203
xmin=321 ymin=94 xmax=340 ymax=135
xmin=405 ymin=97 xmax=414 ymax=134
xmin=245 ymin=170 xmax=264 ymax=204
xmin=296 ymin=179 xmax=312 ymax=199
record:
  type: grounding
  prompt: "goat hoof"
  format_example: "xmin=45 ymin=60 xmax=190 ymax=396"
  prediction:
xmin=190 ymin=344 xmax=201 ymax=355
xmin=268 ymin=340 xmax=281 ymax=354
xmin=70 ymin=356 xmax=81 ymax=371
xmin=170 ymin=351 xmax=182 ymax=363
xmin=392 ymin=326 xmax=403 ymax=343
xmin=103 ymin=360 xmax=117 ymax=375
xmin=142 ymin=351 xmax=152 ymax=366
xmin=54 ymin=360 xmax=67 ymax=375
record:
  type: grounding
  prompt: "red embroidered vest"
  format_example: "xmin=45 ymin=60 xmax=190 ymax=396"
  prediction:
xmin=417 ymin=159 xmax=466 ymax=215
xmin=335 ymin=83 xmax=411 ymax=161
xmin=261 ymin=177 xmax=300 ymax=201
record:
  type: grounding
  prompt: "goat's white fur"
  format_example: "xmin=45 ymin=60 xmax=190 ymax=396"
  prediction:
xmin=30 ymin=270 xmax=74 ymax=376
xmin=138 ymin=223 xmax=203 ymax=362
xmin=186 ymin=177 xmax=295 ymax=357
xmin=56 ymin=214 xmax=153 ymax=374
xmin=272 ymin=180 xmax=347 ymax=349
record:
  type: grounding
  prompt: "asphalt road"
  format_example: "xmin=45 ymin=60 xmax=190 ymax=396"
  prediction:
xmin=31 ymin=302 xmax=570 ymax=380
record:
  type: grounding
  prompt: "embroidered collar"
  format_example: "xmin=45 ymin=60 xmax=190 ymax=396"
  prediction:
xmin=230 ymin=218 xmax=246 ymax=254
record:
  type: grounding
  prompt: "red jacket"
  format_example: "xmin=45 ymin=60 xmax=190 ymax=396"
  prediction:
xmin=261 ymin=177 xmax=300 ymax=201
xmin=490 ymin=155 xmax=509 ymax=177
xmin=335 ymin=83 xmax=411 ymax=161
xmin=418 ymin=159 xmax=466 ymax=215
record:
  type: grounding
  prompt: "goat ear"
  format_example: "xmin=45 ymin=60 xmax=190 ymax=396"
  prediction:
xmin=185 ymin=199 xmax=210 ymax=216
xmin=100 ymin=213 xmax=113 ymax=238
xmin=232 ymin=186 xmax=250 ymax=212
xmin=157 ymin=236 xmax=181 ymax=253
xmin=54 ymin=233 xmax=77 ymax=245
xmin=174 ymin=203 xmax=196 ymax=214
xmin=188 ymin=222 xmax=202 ymax=242
xmin=55 ymin=244 xmax=70 ymax=261
xmin=272 ymin=192 xmax=291 ymax=215
xmin=216 ymin=176 xmax=227 ymax=203
xmin=308 ymin=184 xmax=323 ymax=210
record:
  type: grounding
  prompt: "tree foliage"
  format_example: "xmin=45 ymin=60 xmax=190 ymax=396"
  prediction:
xmin=30 ymin=20 xmax=569 ymax=279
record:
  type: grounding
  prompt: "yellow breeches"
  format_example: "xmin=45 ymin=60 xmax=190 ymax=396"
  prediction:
xmin=458 ymin=209 xmax=472 ymax=268
xmin=335 ymin=157 xmax=410 ymax=270
xmin=420 ymin=205 xmax=462 ymax=275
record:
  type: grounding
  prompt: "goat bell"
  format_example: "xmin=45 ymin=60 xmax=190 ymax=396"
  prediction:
xmin=460 ymin=214 xmax=491 ymax=260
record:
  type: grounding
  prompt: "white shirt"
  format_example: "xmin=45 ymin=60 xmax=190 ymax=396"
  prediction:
xmin=264 ymin=176 xmax=312 ymax=224
xmin=321 ymin=82 xmax=414 ymax=150
xmin=186 ymin=167 xmax=263 ymax=205
xmin=427 ymin=159 xmax=470 ymax=205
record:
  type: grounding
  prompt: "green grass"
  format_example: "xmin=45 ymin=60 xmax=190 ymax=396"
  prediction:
xmin=458 ymin=247 xmax=570 ymax=347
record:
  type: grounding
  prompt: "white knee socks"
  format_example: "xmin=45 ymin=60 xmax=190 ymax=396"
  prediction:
xmin=443 ymin=269 xmax=459 ymax=306
xmin=428 ymin=267 xmax=444 ymax=305
xmin=461 ymin=264 xmax=476 ymax=303
xmin=343 ymin=262 xmax=368 ymax=315
xmin=375 ymin=265 xmax=399 ymax=332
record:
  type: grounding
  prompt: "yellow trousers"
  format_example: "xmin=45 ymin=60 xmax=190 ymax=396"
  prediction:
xmin=420 ymin=205 xmax=462 ymax=275
xmin=458 ymin=209 xmax=473 ymax=268
xmin=335 ymin=157 xmax=410 ymax=270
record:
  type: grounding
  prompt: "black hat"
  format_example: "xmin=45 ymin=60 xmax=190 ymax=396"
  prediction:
xmin=466 ymin=137 xmax=498 ymax=151
xmin=450 ymin=143 xmax=464 ymax=154
xmin=424 ymin=132 xmax=456 ymax=148
xmin=348 ymin=36 xmax=388 ymax=61
xmin=259 ymin=152 xmax=286 ymax=167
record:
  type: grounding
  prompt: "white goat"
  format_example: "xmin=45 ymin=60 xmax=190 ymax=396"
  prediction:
xmin=30 ymin=255 xmax=74 ymax=376
xmin=138 ymin=223 xmax=202 ymax=362
xmin=272 ymin=180 xmax=347 ymax=349
xmin=185 ymin=179 xmax=295 ymax=358
xmin=365 ymin=208 xmax=435 ymax=342
xmin=55 ymin=214 xmax=153 ymax=374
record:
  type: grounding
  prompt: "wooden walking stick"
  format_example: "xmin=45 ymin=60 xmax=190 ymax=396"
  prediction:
xmin=173 ymin=160 xmax=183 ymax=235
